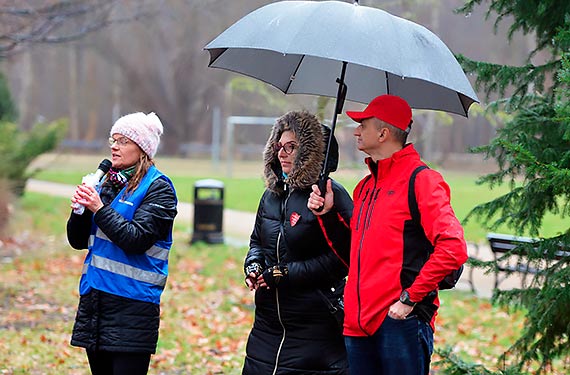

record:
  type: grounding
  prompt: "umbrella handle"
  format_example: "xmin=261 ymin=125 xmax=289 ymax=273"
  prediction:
xmin=323 ymin=62 xmax=347 ymax=173
xmin=335 ymin=79 xmax=347 ymax=115
xmin=318 ymin=61 xmax=347 ymax=213
xmin=314 ymin=175 xmax=329 ymax=213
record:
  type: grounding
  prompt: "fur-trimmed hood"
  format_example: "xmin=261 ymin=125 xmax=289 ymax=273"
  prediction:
xmin=263 ymin=111 xmax=338 ymax=193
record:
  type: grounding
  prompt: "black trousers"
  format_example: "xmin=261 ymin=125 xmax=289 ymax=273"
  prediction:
xmin=86 ymin=349 xmax=151 ymax=375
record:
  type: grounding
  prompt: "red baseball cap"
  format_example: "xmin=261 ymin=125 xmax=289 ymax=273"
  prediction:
xmin=346 ymin=95 xmax=412 ymax=132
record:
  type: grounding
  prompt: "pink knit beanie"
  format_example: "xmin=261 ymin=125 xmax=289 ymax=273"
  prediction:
xmin=110 ymin=112 xmax=163 ymax=158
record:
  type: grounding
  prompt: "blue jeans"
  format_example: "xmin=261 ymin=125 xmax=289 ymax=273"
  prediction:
xmin=344 ymin=315 xmax=434 ymax=375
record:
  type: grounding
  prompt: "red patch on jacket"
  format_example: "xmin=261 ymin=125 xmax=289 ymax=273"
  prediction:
xmin=290 ymin=212 xmax=301 ymax=227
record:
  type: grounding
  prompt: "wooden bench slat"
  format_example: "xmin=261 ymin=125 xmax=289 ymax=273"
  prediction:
xmin=486 ymin=232 xmax=568 ymax=291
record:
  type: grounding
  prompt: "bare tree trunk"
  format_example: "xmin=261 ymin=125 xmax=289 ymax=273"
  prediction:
xmin=68 ymin=45 xmax=80 ymax=140
xmin=422 ymin=3 xmax=441 ymax=161
xmin=18 ymin=50 xmax=33 ymax=129
xmin=84 ymin=55 xmax=99 ymax=141
xmin=87 ymin=109 xmax=99 ymax=141
xmin=111 ymin=65 xmax=121 ymax=122
xmin=0 ymin=179 xmax=13 ymax=238
xmin=422 ymin=112 xmax=436 ymax=160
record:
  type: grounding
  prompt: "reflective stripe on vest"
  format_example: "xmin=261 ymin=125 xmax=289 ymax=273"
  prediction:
xmin=89 ymin=229 xmax=169 ymax=261
xmin=90 ymin=254 xmax=167 ymax=286
xmin=79 ymin=166 xmax=176 ymax=304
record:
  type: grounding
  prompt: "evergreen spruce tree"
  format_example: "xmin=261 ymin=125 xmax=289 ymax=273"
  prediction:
xmin=440 ymin=1 xmax=570 ymax=374
xmin=0 ymin=73 xmax=66 ymax=196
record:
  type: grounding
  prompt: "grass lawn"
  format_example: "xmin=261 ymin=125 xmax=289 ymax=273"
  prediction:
xmin=1 ymin=192 xmax=535 ymax=374
xmin=31 ymin=153 xmax=568 ymax=243
xmin=3 ymin=153 xmax=564 ymax=373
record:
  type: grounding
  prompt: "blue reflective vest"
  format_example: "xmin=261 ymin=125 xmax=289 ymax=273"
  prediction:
xmin=80 ymin=166 xmax=175 ymax=304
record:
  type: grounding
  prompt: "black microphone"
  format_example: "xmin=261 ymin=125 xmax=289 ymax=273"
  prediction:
xmin=72 ymin=159 xmax=112 ymax=215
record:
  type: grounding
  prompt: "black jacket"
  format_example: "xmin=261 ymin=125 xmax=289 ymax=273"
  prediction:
xmin=243 ymin=111 xmax=353 ymax=374
xmin=67 ymin=176 xmax=177 ymax=353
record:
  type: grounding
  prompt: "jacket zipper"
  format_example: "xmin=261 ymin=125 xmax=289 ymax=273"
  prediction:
xmin=272 ymin=189 xmax=291 ymax=375
xmin=356 ymin=184 xmax=377 ymax=335
xmin=365 ymin=189 xmax=381 ymax=230
xmin=355 ymin=189 xmax=370 ymax=231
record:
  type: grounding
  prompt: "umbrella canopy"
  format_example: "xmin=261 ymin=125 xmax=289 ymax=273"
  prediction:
xmin=205 ymin=0 xmax=478 ymax=117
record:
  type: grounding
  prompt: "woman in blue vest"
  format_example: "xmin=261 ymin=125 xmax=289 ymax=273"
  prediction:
xmin=67 ymin=112 xmax=177 ymax=375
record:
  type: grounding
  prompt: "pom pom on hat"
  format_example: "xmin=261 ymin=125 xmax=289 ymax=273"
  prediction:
xmin=110 ymin=112 xmax=163 ymax=158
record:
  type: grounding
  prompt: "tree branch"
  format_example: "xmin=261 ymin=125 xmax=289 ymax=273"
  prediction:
xmin=0 ymin=0 xmax=156 ymax=58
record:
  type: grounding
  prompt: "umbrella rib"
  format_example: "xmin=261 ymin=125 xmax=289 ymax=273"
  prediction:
xmin=285 ymin=55 xmax=305 ymax=93
xmin=459 ymin=92 xmax=470 ymax=117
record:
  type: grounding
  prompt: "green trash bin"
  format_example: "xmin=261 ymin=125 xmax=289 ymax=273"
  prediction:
xmin=191 ymin=179 xmax=224 ymax=244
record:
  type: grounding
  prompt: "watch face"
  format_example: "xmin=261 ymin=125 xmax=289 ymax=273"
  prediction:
xmin=400 ymin=290 xmax=415 ymax=306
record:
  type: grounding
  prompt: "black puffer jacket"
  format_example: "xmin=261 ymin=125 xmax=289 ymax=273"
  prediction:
xmin=67 ymin=175 xmax=177 ymax=354
xmin=243 ymin=111 xmax=353 ymax=375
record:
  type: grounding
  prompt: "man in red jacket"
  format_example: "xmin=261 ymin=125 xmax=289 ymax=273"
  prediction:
xmin=308 ymin=94 xmax=468 ymax=375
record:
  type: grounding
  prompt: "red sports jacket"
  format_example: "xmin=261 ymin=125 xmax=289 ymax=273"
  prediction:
xmin=344 ymin=144 xmax=468 ymax=336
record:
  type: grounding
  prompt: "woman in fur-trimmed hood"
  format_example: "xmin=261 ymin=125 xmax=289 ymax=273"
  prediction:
xmin=242 ymin=110 xmax=354 ymax=375
xmin=263 ymin=110 xmax=327 ymax=193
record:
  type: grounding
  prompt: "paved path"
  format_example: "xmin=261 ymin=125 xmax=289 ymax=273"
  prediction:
xmin=27 ymin=179 xmax=254 ymax=246
xmin=27 ymin=179 xmax=526 ymax=298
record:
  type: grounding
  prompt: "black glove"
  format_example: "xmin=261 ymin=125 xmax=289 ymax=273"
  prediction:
xmin=262 ymin=264 xmax=289 ymax=289
xmin=244 ymin=262 xmax=263 ymax=278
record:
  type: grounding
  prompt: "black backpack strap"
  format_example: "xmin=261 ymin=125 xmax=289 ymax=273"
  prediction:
xmin=408 ymin=165 xmax=429 ymax=224
xmin=408 ymin=165 xmax=463 ymax=290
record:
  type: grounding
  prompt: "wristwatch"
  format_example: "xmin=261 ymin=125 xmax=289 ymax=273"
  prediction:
xmin=399 ymin=290 xmax=416 ymax=307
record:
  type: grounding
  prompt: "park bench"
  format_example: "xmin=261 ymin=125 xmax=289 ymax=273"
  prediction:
xmin=486 ymin=232 xmax=570 ymax=290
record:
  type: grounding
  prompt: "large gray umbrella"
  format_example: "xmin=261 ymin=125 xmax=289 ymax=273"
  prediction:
xmin=205 ymin=0 xmax=478 ymax=185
